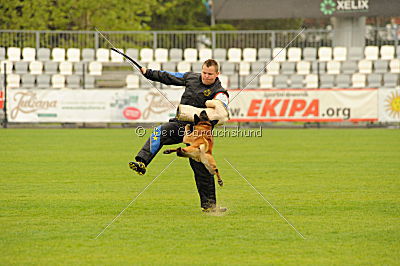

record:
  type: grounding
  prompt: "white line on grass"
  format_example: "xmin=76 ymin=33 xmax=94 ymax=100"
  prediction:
xmin=95 ymin=158 xmax=177 ymax=239
xmin=224 ymin=158 xmax=306 ymax=239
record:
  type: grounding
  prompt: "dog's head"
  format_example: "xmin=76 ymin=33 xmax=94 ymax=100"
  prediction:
xmin=194 ymin=110 xmax=219 ymax=128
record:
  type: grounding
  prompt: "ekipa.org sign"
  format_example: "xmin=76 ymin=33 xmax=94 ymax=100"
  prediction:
xmin=320 ymin=0 xmax=369 ymax=15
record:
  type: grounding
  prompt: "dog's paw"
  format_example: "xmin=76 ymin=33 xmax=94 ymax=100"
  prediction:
xmin=218 ymin=179 xmax=224 ymax=187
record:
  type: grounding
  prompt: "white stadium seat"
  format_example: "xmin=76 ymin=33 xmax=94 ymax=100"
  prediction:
xmin=199 ymin=48 xmax=212 ymax=62
xmin=59 ymin=61 xmax=73 ymax=75
xmin=0 ymin=60 xmax=13 ymax=74
xmin=327 ymin=61 xmax=341 ymax=75
xmin=318 ymin=47 xmax=332 ymax=61
xmin=7 ymin=74 xmax=20 ymax=88
xmin=7 ymin=47 xmax=21 ymax=61
xmin=259 ymin=74 xmax=273 ymax=88
xmin=272 ymin=47 xmax=286 ymax=62
xmin=89 ymin=61 xmax=102 ymax=75
xmin=364 ymin=46 xmax=379 ymax=60
xmin=96 ymin=48 xmax=109 ymax=62
xmin=177 ymin=61 xmax=191 ymax=73
xmin=389 ymin=59 xmax=400 ymax=73
xmin=29 ymin=61 xmax=43 ymax=75
xmin=67 ymin=48 xmax=81 ymax=62
xmin=287 ymin=47 xmax=301 ymax=62
xmin=266 ymin=61 xmax=280 ymax=75
xmin=147 ymin=62 xmax=161 ymax=70
xmin=227 ymin=48 xmax=242 ymax=63
xmin=51 ymin=74 xmax=65 ymax=88
xmin=380 ymin=45 xmax=395 ymax=60
xmin=110 ymin=48 xmax=124 ymax=62
xmin=296 ymin=61 xmax=311 ymax=75
xmin=140 ymin=48 xmax=154 ymax=63
xmin=184 ymin=48 xmax=198 ymax=62
xmin=305 ymin=74 xmax=318 ymax=88
xmin=242 ymin=48 xmax=257 ymax=62
xmin=154 ymin=48 xmax=168 ymax=63
xmin=239 ymin=62 xmax=250 ymax=76
xmin=52 ymin=48 xmax=65 ymax=62
xmin=358 ymin=60 xmax=372 ymax=74
xmin=218 ymin=74 xmax=228 ymax=88
xmin=126 ymin=74 xmax=139 ymax=89
xmin=333 ymin=47 xmax=347 ymax=61
xmin=352 ymin=73 xmax=366 ymax=88
xmin=22 ymin=47 xmax=36 ymax=61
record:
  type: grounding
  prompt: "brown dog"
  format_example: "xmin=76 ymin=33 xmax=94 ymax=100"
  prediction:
xmin=163 ymin=110 xmax=223 ymax=187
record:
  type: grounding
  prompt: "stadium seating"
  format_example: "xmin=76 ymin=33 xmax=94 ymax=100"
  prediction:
xmin=199 ymin=48 xmax=212 ymax=61
xmin=29 ymin=61 xmax=43 ymax=75
xmin=169 ymin=48 xmax=183 ymax=62
xmin=155 ymin=48 xmax=168 ymax=63
xmin=82 ymin=48 xmax=95 ymax=62
xmin=228 ymin=48 xmax=242 ymax=63
xmin=1 ymin=45 xmax=398 ymax=89
xmin=37 ymin=75 xmax=51 ymax=88
xmin=258 ymin=48 xmax=271 ymax=61
xmin=21 ymin=74 xmax=35 ymax=88
xmin=59 ymin=62 xmax=73 ymax=75
xmin=7 ymin=47 xmax=21 ymax=61
xmin=22 ymin=48 xmax=36 ymax=61
xmin=7 ymin=74 xmax=20 ymax=88
xmin=96 ymin=48 xmax=109 ymax=62
xmin=259 ymin=74 xmax=273 ymax=88
xmin=272 ymin=47 xmax=286 ymax=62
xmin=184 ymin=48 xmax=197 ymax=62
xmin=52 ymin=48 xmax=65 ymax=62
xmin=110 ymin=48 xmax=124 ymax=62
xmin=37 ymin=48 xmax=51 ymax=61
xmin=126 ymin=74 xmax=140 ymax=89
xmin=288 ymin=47 xmax=301 ymax=62
xmin=52 ymin=74 xmax=65 ymax=88
xmin=333 ymin=47 xmax=347 ymax=61
xmin=336 ymin=74 xmax=351 ymax=88
xmin=305 ymin=74 xmax=318 ymax=88
xmin=67 ymin=48 xmax=81 ymax=62
xmin=14 ymin=61 xmax=28 ymax=75
xmin=66 ymin=75 xmax=81 ymax=89
xmin=243 ymin=48 xmax=257 ymax=62
xmin=177 ymin=61 xmax=191 ymax=72
xmin=0 ymin=47 xmax=6 ymax=61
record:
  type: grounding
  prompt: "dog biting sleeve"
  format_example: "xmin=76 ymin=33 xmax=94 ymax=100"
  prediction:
xmin=150 ymin=126 xmax=162 ymax=154
xmin=176 ymin=100 xmax=230 ymax=125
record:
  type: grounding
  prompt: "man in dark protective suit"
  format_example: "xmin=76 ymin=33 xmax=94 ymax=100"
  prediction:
xmin=129 ymin=59 xmax=229 ymax=212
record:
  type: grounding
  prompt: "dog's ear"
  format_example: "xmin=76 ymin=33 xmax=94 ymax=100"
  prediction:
xmin=199 ymin=110 xmax=209 ymax=120
xmin=211 ymin=120 xmax=219 ymax=127
xmin=194 ymin=114 xmax=200 ymax=125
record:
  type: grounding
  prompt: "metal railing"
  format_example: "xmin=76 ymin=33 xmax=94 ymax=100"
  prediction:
xmin=0 ymin=27 xmax=398 ymax=50
xmin=0 ymin=29 xmax=333 ymax=50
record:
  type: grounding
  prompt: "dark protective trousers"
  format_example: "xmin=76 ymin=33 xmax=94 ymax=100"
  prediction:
xmin=135 ymin=120 xmax=216 ymax=209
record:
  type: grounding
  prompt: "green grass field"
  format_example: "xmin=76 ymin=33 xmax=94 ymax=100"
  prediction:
xmin=1 ymin=128 xmax=399 ymax=265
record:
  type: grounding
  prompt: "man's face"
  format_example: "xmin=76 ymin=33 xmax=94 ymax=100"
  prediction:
xmin=201 ymin=65 xmax=219 ymax=85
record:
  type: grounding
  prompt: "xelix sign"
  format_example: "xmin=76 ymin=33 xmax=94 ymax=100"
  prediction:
xmin=320 ymin=0 xmax=369 ymax=15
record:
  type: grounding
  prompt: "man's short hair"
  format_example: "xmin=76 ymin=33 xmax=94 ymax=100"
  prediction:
xmin=202 ymin=59 xmax=219 ymax=72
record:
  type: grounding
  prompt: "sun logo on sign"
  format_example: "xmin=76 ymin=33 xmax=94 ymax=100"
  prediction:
xmin=385 ymin=91 xmax=400 ymax=118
